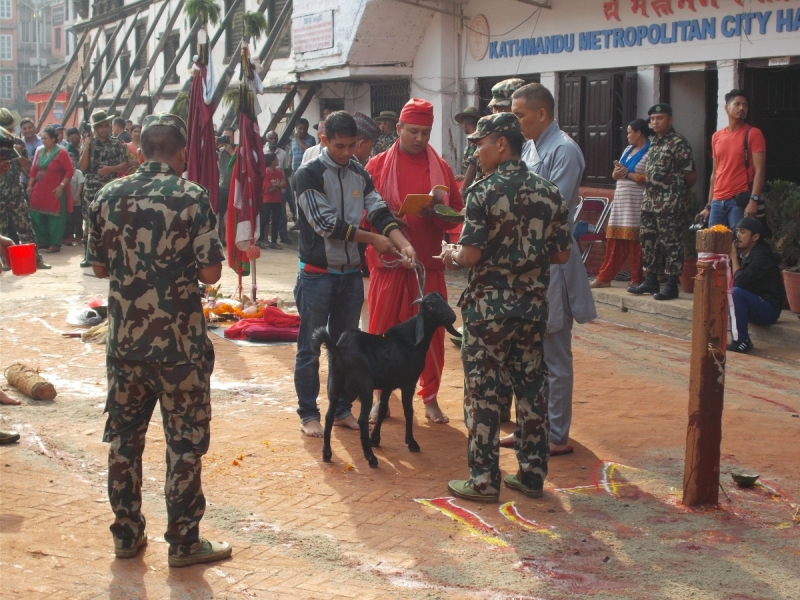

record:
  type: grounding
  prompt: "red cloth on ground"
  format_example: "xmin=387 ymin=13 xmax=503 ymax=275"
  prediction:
xmin=29 ymin=146 xmax=74 ymax=215
xmin=596 ymin=239 xmax=643 ymax=284
xmin=262 ymin=167 xmax=284 ymax=204
xmin=223 ymin=306 xmax=300 ymax=340
xmin=262 ymin=305 xmax=300 ymax=328
xmin=365 ymin=147 xmax=464 ymax=272
xmin=367 ymin=267 xmax=448 ymax=403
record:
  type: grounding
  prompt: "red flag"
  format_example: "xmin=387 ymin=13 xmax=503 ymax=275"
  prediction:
xmin=186 ymin=56 xmax=219 ymax=213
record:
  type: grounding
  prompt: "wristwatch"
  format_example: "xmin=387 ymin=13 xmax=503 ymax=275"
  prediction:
xmin=750 ymin=194 xmax=761 ymax=203
xmin=451 ymin=254 xmax=463 ymax=269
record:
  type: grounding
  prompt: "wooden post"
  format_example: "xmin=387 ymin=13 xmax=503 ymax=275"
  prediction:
xmin=682 ymin=228 xmax=733 ymax=506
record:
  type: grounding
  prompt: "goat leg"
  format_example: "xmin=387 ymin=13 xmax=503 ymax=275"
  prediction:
xmin=370 ymin=388 xmax=392 ymax=448
xmin=322 ymin=393 xmax=339 ymax=463
xmin=401 ymin=386 xmax=420 ymax=452
xmin=357 ymin=389 xmax=379 ymax=468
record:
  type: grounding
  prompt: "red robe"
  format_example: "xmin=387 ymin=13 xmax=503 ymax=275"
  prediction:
xmin=366 ymin=146 xmax=464 ymax=403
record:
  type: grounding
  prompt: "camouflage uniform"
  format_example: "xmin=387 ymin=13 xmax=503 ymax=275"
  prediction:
xmin=641 ymin=127 xmax=695 ymax=277
xmin=371 ymin=131 xmax=398 ymax=156
xmin=458 ymin=113 xmax=572 ymax=496
xmin=82 ymin=134 xmax=128 ymax=245
xmin=0 ymin=138 xmax=38 ymax=247
xmin=88 ymin=114 xmax=225 ymax=557
xmin=462 ymin=143 xmax=484 ymax=181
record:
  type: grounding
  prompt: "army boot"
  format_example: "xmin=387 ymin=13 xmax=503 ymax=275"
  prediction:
xmin=653 ymin=275 xmax=680 ymax=301
xmin=627 ymin=272 xmax=659 ymax=295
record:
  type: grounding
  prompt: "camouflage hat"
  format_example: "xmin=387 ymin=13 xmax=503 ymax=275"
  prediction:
xmin=647 ymin=103 xmax=673 ymax=116
xmin=454 ymin=106 xmax=480 ymax=124
xmin=0 ymin=126 xmax=21 ymax=160
xmin=467 ymin=113 xmax=520 ymax=141
xmin=0 ymin=107 xmax=22 ymax=130
xmin=142 ymin=112 xmax=188 ymax=144
xmin=354 ymin=111 xmax=381 ymax=141
xmin=488 ymin=78 xmax=526 ymax=108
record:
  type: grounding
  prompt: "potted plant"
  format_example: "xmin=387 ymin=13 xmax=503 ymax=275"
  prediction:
xmin=765 ymin=180 xmax=800 ymax=312
xmin=680 ymin=191 xmax=702 ymax=293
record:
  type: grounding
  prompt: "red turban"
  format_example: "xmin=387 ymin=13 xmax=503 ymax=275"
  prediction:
xmin=399 ymin=98 xmax=434 ymax=127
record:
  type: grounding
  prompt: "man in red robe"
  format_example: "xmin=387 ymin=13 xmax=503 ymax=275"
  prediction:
xmin=365 ymin=98 xmax=464 ymax=423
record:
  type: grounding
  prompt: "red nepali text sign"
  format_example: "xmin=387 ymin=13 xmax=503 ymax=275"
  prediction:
xmin=293 ymin=10 xmax=334 ymax=53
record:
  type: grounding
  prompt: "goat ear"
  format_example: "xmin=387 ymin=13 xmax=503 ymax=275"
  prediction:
xmin=415 ymin=313 xmax=425 ymax=345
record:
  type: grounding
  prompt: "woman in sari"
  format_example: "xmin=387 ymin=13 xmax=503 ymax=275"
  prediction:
xmin=26 ymin=127 xmax=74 ymax=253
xmin=591 ymin=118 xmax=651 ymax=288
xmin=125 ymin=124 xmax=142 ymax=175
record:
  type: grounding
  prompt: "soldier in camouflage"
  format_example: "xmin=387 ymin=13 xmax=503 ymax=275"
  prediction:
xmin=454 ymin=107 xmax=483 ymax=189
xmin=489 ymin=78 xmax=526 ymax=114
xmin=441 ymin=113 xmax=572 ymax=503
xmin=628 ymin=104 xmax=697 ymax=301
xmin=88 ymin=113 xmax=231 ymax=567
xmin=370 ymin=110 xmax=399 ymax=156
xmin=0 ymin=112 xmax=50 ymax=270
xmin=79 ymin=110 xmax=129 ymax=267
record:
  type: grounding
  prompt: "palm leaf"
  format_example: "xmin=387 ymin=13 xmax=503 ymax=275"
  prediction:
xmin=171 ymin=91 xmax=190 ymax=121
xmin=243 ymin=11 xmax=269 ymax=42
xmin=184 ymin=0 xmax=221 ymax=26
xmin=221 ymin=86 xmax=240 ymax=114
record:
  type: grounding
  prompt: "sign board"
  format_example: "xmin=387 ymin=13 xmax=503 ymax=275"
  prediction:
xmin=293 ymin=10 xmax=334 ymax=54
xmin=768 ymin=56 xmax=790 ymax=66
xmin=53 ymin=103 xmax=64 ymax=120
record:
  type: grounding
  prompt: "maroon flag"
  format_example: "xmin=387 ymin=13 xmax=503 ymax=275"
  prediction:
xmin=186 ymin=45 xmax=219 ymax=213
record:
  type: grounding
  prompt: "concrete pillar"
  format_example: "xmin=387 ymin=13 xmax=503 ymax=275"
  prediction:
xmin=716 ymin=60 xmax=741 ymax=130
xmin=637 ymin=65 xmax=662 ymax=115
xmin=540 ymin=71 xmax=559 ymax=117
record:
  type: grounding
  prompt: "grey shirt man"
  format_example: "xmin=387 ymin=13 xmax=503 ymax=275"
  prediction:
xmin=522 ymin=121 xmax=597 ymax=447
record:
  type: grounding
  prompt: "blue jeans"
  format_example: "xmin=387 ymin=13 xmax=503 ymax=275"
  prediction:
xmin=731 ymin=286 xmax=780 ymax=342
xmin=294 ymin=270 xmax=364 ymax=423
xmin=709 ymin=198 xmax=744 ymax=230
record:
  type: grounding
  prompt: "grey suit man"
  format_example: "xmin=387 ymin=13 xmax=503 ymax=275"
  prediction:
xmin=512 ymin=84 xmax=597 ymax=455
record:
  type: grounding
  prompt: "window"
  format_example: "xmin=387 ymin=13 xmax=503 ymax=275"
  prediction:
xmin=135 ymin=21 xmax=148 ymax=70
xmin=19 ymin=21 xmax=30 ymax=43
xmin=120 ymin=51 xmax=130 ymax=79
xmin=105 ymin=30 xmax=116 ymax=77
xmin=0 ymin=0 xmax=11 ymax=19
xmin=0 ymin=74 xmax=12 ymax=99
xmin=269 ymin=0 xmax=291 ymax=59
xmin=0 ymin=35 xmax=12 ymax=60
xmin=370 ymin=80 xmax=410 ymax=117
xmin=224 ymin=0 xmax=244 ymax=58
xmin=55 ymin=27 xmax=61 ymax=50
xmin=163 ymin=32 xmax=180 ymax=84
xmin=52 ymin=6 xmax=64 ymax=25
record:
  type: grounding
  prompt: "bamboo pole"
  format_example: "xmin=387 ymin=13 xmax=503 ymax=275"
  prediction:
xmin=36 ymin=28 xmax=90 ymax=130
xmin=682 ymin=228 xmax=733 ymax=507
xmin=59 ymin=28 xmax=102 ymax=125
xmin=121 ymin=0 xmax=186 ymax=120
xmin=146 ymin=18 xmax=201 ymax=114
xmin=84 ymin=10 xmax=144 ymax=115
xmin=277 ymin=84 xmax=319 ymax=148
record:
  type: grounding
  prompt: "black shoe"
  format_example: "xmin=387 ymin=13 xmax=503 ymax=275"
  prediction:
xmin=280 ymin=238 xmax=293 ymax=245
xmin=627 ymin=273 xmax=659 ymax=295
xmin=653 ymin=276 xmax=679 ymax=301
xmin=727 ymin=338 xmax=753 ymax=354
xmin=79 ymin=260 xmax=91 ymax=268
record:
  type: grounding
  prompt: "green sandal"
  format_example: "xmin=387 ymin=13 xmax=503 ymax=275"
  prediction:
xmin=168 ymin=538 xmax=232 ymax=568
xmin=503 ymin=474 xmax=543 ymax=498
xmin=447 ymin=480 xmax=499 ymax=504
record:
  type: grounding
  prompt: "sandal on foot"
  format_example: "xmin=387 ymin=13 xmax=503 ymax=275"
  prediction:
xmin=425 ymin=412 xmax=450 ymax=424
xmin=114 ymin=531 xmax=148 ymax=558
xmin=447 ymin=480 xmax=499 ymax=503
xmin=503 ymin=474 xmax=543 ymax=498
xmin=168 ymin=538 xmax=231 ymax=568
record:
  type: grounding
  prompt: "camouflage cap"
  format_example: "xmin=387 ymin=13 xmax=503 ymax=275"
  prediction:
xmin=141 ymin=112 xmax=188 ymax=144
xmin=488 ymin=78 xmax=526 ymax=108
xmin=647 ymin=103 xmax=673 ymax=116
xmin=467 ymin=113 xmax=520 ymax=141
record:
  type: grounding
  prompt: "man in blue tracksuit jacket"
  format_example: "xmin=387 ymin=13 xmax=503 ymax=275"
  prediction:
xmin=292 ymin=111 xmax=417 ymax=437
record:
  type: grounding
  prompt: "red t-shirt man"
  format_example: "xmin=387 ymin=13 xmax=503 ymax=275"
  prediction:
xmin=711 ymin=125 xmax=766 ymax=200
xmin=365 ymin=98 xmax=463 ymax=423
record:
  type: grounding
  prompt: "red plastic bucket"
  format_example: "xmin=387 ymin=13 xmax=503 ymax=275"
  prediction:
xmin=7 ymin=243 xmax=37 ymax=276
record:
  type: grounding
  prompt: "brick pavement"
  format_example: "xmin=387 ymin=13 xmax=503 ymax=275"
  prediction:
xmin=1 ymin=244 xmax=799 ymax=599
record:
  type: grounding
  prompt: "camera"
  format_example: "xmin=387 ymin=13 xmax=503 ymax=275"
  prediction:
xmin=216 ymin=135 xmax=230 ymax=145
xmin=689 ymin=223 xmax=705 ymax=233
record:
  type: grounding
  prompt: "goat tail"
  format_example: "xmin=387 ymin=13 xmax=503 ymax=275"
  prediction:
xmin=312 ymin=327 xmax=338 ymax=358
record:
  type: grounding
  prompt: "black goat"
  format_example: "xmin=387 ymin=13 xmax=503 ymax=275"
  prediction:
xmin=312 ymin=292 xmax=459 ymax=468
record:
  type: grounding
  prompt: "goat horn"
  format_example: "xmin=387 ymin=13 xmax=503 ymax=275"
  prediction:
xmin=412 ymin=298 xmax=423 ymax=305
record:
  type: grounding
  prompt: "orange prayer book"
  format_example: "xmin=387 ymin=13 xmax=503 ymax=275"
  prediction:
xmin=398 ymin=185 xmax=449 ymax=217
